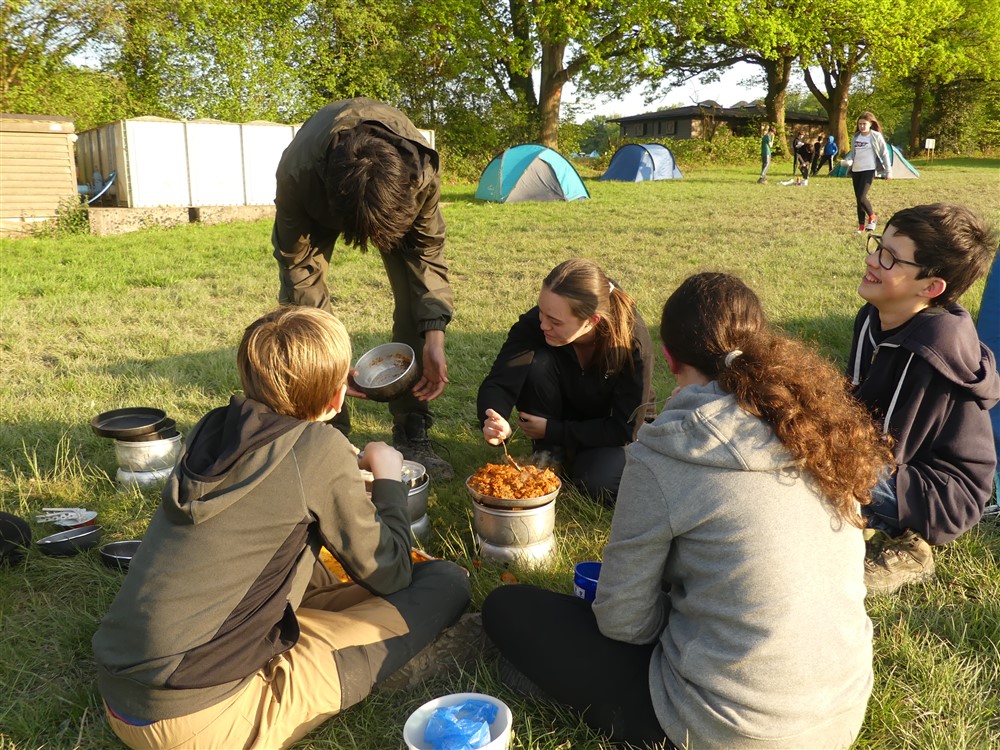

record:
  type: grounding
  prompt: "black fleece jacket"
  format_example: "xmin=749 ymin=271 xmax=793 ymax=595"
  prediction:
xmin=848 ymin=303 xmax=999 ymax=544
xmin=477 ymin=306 xmax=654 ymax=452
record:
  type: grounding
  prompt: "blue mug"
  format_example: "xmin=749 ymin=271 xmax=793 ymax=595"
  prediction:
xmin=573 ymin=561 xmax=602 ymax=602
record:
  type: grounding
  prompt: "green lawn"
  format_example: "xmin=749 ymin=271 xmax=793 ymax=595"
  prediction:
xmin=1 ymin=159 xmax=999 ymax=749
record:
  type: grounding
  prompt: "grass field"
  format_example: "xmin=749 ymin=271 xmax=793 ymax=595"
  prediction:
xmin=1 ymin=158 xmax=999 ymax=749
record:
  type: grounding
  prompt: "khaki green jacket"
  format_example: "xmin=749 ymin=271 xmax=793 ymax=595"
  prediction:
xmin=272 ymin=98 xmax=452 ymax=332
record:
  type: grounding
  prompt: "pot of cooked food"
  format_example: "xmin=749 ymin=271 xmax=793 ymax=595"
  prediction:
xmin=351 ymin=343 xmax=419 ymax=402
xmin=465 ymin=463 xmax=560 ymax=510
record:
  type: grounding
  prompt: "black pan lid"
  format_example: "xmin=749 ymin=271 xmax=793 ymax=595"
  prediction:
xmin=91 ymin=408 xmax=168 ymax=439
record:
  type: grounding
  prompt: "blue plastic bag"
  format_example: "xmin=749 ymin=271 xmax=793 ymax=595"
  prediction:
xmin=423 ymin=699 xmax=499 ymax=750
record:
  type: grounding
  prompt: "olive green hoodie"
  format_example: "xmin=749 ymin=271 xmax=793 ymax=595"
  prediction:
xmin=93 ymin=396 xmax=412 ymax=721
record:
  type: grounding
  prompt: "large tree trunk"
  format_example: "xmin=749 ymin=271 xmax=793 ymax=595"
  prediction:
xmin=805 ymin=60 xmax=853 ymax=156
xmin=761 ymin=56 xmax=792 ymax=154
xmin=538 ymin=40 xmax=567 ymax=149
xmin=909 ymin=77 xmax=925 ymax=154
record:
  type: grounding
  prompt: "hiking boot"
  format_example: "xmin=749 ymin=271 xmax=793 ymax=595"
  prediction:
xmin=865 ymin=214 xmax=877 ymax=231
xmin=392 ymin=413 xmax=454 ymax=480
xmin=863 ymin=529 xmax=935 ymax=596
xmin=378 ymin=613 xmax=493 ymax=691
xmin=856 ymin=224 xmax=867 ymax=234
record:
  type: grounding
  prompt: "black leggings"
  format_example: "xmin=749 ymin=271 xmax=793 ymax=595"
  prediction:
xmin=815 ymin=154 xmax=834 ymax=173
xmin=851 ymin=170 xmax=876 ymax=224
xmin=482 ymin=584 xmax=670 ymax=748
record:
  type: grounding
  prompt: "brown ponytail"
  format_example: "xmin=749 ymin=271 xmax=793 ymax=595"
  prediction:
xmin=660 ymin=273 xmax=893 ymax=528
xmin=544 ymin=258 xmax=637 ymax=376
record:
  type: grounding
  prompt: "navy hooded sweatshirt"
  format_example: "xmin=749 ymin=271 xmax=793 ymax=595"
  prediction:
xmin=848 ymin=303 xmax=999 ymax=544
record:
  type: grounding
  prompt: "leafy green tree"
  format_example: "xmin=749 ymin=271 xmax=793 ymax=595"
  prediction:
xmin=802 ymin=0 xmax=956 ymax=151
xmin=2 ymin=0 xmax=123 ymax=122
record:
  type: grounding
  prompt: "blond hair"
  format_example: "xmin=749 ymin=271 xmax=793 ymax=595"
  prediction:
xmin=238 ymin=306 xmax=351 ymax=421
xmin=543 ymin=258 xmax=638 ymax=376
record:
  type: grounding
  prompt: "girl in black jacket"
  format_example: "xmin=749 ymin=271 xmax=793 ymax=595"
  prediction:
xmin=477 ymin=259 xmax=654 ymax=502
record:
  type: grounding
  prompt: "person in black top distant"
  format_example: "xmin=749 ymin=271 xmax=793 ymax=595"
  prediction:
xmin=796 ymin=138 xmax=814 ymax=183
xmin=477 ymin=258 xmax=654 ymax=503
xmin=811 ymin=136 xmax=824 ymax=175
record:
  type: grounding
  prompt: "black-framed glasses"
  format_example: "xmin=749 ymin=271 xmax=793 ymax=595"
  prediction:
xmin=866 ymin=234 xmax=926 ymax=271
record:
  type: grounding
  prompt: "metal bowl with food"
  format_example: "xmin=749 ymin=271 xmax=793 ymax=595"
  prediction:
xmin=466 ymin=463 xmax=561 ymax=510
xmin=351 ymin=343 xmax=418 ymax=402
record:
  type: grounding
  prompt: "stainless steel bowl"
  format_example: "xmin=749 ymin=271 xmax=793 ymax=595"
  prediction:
xmin=114 ymin=433 xmax=183 ymax=472
xmin=472 ymin=497 xmax=556 ymax=547
xmin=351 ymin=343 xmax=418 ymax=402
xmin=116 ymin=466 xmax=173 ymax=489
xmin=37 ymin=526 xmax=102 ymax=557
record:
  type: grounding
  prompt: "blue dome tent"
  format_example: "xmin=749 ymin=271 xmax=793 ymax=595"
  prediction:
xmin=600 ymin=143 xmax=683 ymax=182
xmin=475 ymin=144 xmax=590 ymax=203
xmin=977 ymin=251 xmax=1000 ymax=476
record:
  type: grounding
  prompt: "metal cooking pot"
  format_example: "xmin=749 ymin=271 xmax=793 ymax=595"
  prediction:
xmin=472 ymin=497 xmax=556 ymax=547
xmin=114 ymin=432 xmax=183 ymax=472
xmin=407 ymin=474 xmax=430 ymax=522
xmin=465 ymin=475 xmax=560 ymax=510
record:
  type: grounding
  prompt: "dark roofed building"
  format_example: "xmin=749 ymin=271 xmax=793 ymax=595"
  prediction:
xmin=609 ymin=102 xmax=829 ymax=141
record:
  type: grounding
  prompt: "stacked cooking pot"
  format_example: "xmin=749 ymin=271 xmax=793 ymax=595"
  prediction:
xmin=466 ymin=479 xmax=559 ymax=568
xmin=361 ymin=460 xmax=431 ymax=543
xmin=91 ymin=408 xmax=183 ymax=488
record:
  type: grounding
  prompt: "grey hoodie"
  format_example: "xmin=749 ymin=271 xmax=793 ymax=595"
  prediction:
xmin=593 ymin=382 xmax=873 ymax=749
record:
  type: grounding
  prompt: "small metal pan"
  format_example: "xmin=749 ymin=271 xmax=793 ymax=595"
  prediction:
xmin=465 ymin=476 xmax=561 ymax=510
xmin=91 ymin=408 xmax=168 ymax=439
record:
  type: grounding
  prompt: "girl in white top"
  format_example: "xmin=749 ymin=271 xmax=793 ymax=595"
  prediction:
xmin=841 ymin=111 xmax=892 ymax=233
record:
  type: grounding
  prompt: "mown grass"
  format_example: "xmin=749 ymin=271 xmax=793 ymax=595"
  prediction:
xmin=1 ymin=158 xmax=999 ymax=749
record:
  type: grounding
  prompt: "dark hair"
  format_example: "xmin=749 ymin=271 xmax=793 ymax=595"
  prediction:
xmin=543 ymin=258 xmax=637 ymax=376
xmin=660 ymin=273 xmax=892 ymax=528
xmin=856 ymin=111 xmax=882 ymax=133
xmin=888 ymin=203 xmax=997 ymax=306
xmin=325 ymin=127 xmax=418 ymax=253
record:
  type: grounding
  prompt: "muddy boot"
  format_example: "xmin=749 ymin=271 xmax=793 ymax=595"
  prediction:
xmin=392 ymin=413 xmax=454 ymax=480
xmin=863 ymin=529 xmax=935 ymax=596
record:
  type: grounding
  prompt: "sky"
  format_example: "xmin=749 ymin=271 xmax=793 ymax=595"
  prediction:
xmin=561 ymin=62 xmax=803 ymax=123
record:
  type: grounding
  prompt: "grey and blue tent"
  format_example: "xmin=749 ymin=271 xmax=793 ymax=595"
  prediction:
xmin=600 ymin=143 xmax=683 ymax=182
xmin=830 ymin=145 xmax=919 ymax=178
xmin=475 ymin=144 xmax=590 ymax=203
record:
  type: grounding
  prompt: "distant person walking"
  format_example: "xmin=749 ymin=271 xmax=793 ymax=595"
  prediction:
xmin=816 ymin=135 xmax=839 ymax=174
xmin=758 ymin=125 xmax=775 ymax=184
xmin=841 ymin=112 xmax=891 ymax=233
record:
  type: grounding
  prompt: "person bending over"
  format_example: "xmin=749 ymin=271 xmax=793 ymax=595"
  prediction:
xmin=272 ymin=97 xmax=454 ymax=478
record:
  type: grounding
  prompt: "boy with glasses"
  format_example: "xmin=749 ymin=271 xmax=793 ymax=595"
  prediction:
xmin=848 ymin=204 xmax=999 ymax=595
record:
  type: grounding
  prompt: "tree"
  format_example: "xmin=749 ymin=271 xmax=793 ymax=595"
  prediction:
xmin=2 ymin=0 xmax=121 ymax=121
xmin=465 ymin=0 xmax=681 ymax=149
xmin=802 ymin=0 xmax=957 ymax=151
